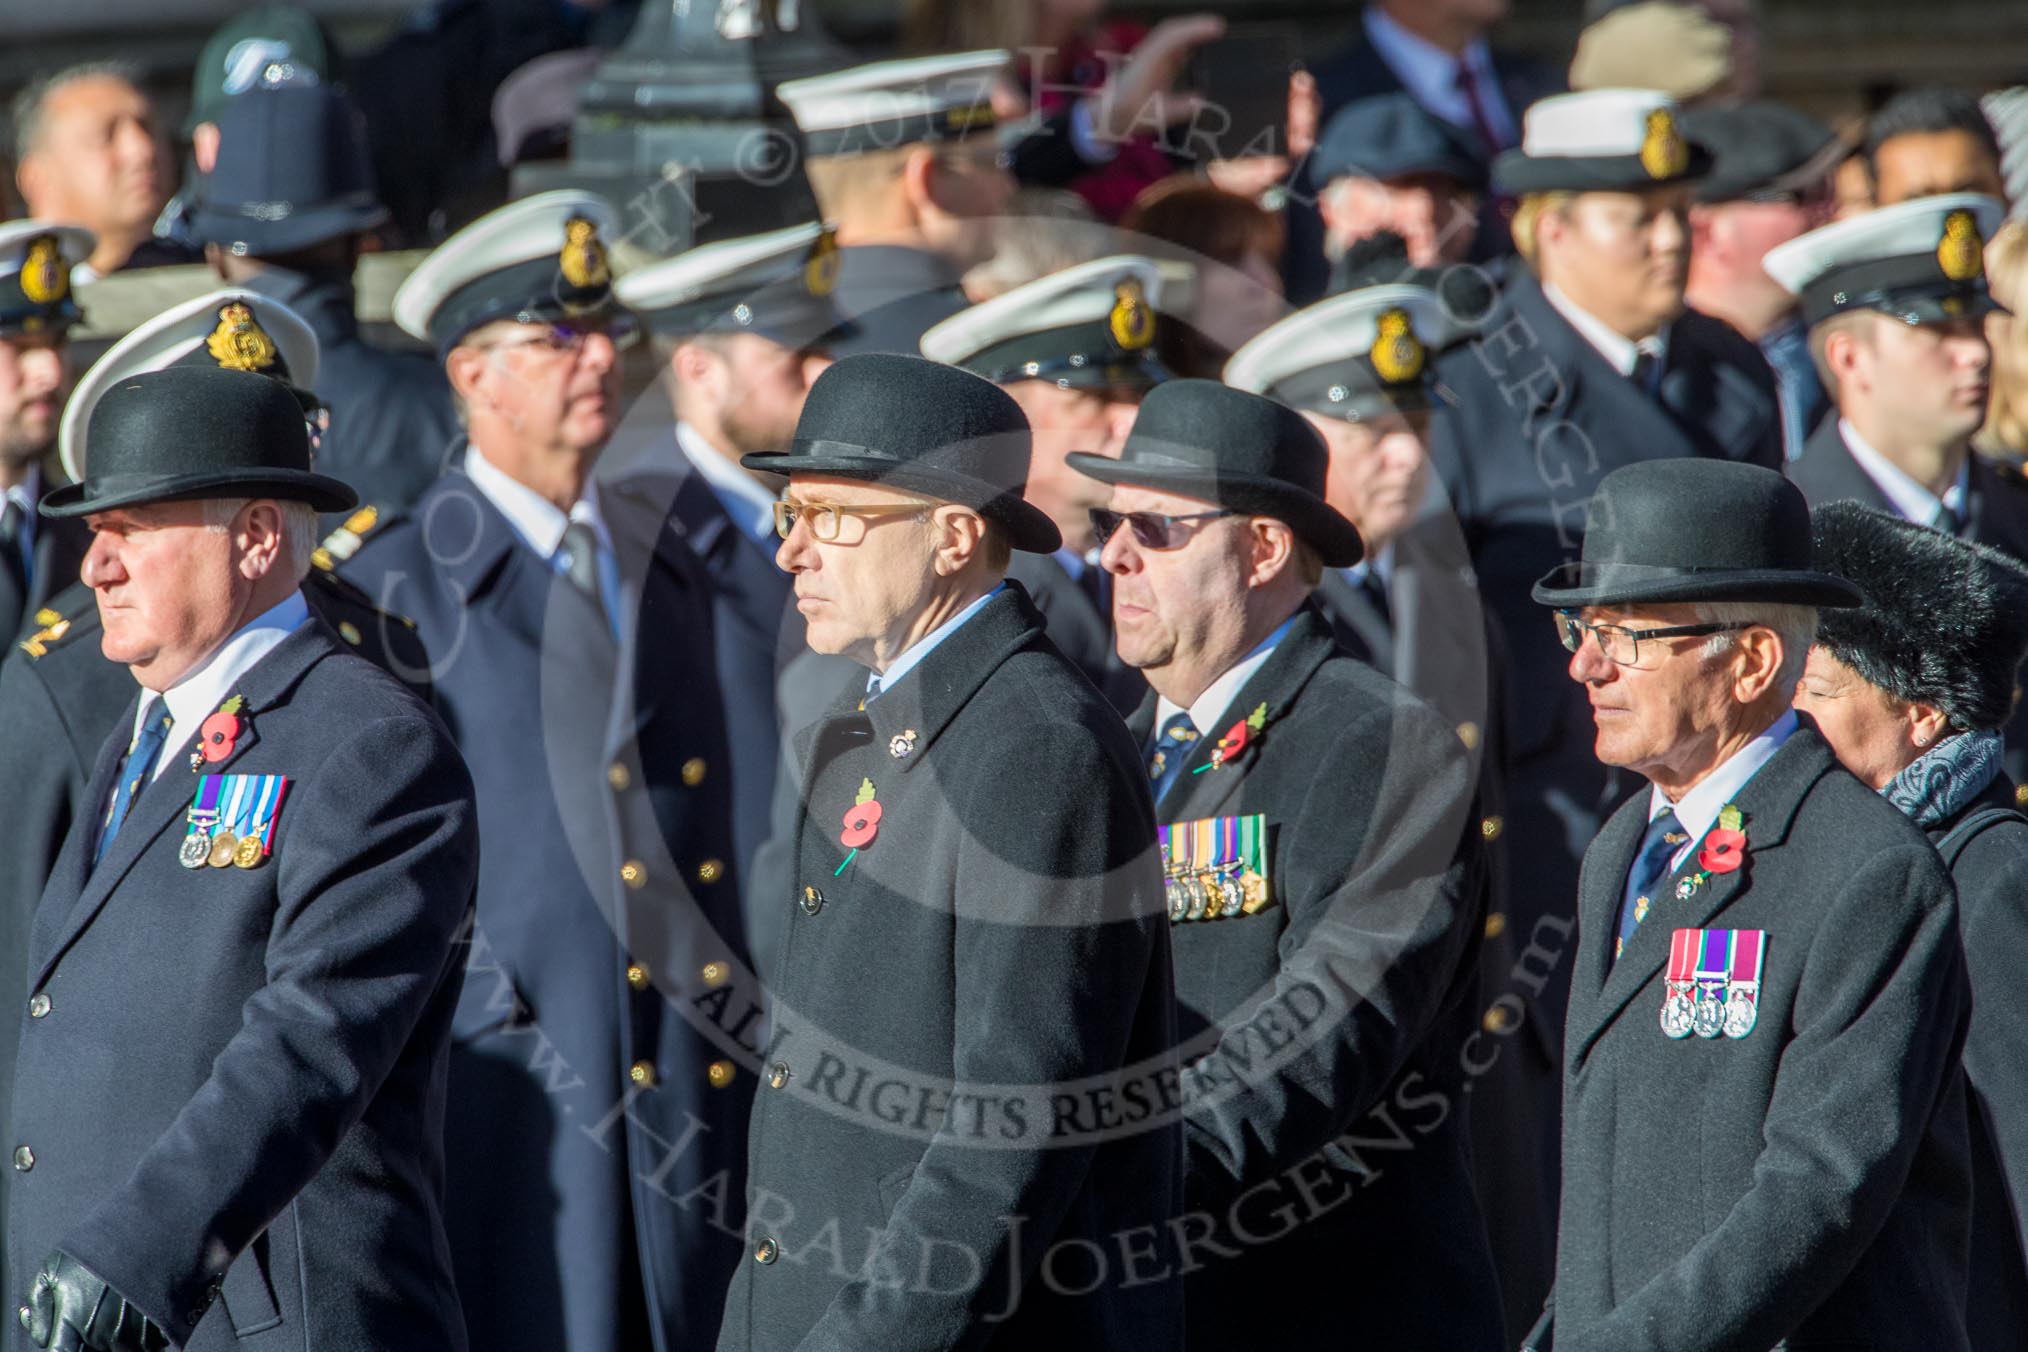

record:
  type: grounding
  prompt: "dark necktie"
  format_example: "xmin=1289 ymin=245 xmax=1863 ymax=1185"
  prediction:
xmin=1630 ymin=348 xmax=1662 ymax=397
xmin=1615 ymin=807 xmax=1686 ymax=965
xmin=1452 ymin=58 xmax=1505 ymax=159
xmin=1359 ymin=568 xmax=1392 ymax=626
xmin=97 ymin=701 xmax=174 ymax=867
xmin=0 ymin=496 xmax=28 ymax=637
xmin=556 ymin=520 xmax=610 ymax=633
xmin=1147 ymin=712 xmax=1199 ymax=804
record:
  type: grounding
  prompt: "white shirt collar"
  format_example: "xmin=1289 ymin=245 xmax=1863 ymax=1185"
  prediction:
xmin=1837 ymin=419 xmax=1970 ymax=525
xmin=1647 ymin=708 xmax=1797 ymax=869
xmin=463 ymin=441 xmax=612 ymax=560
xmin=1542 ymin=282 xmax=1670 ymax=379
xmin=1154 ymin=612 xmax=1298 ymax=740
xmin=1361 ymin=5 xmax=1514 ymax=145
xmin=677 ymin=420 xmax=778 ymax=544
xmin=6 ymin=462 xmax=40 ymax=512
xmin=868 ymin=583 xmax=1003 ymax=696
xmin=131 ymin=589 xmax=311 ymax=782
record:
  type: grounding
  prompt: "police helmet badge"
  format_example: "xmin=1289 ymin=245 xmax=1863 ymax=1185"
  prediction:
xmin=1109 ymin=279 xmax=1155 ymax=351
xmin=19 ymin=234 xmax=68 ymax=306
xmin=1938 ymin=209 xmax=1985 ymax=284
xmin=805 ymin=228 xmax=841 ymax=298
xmin=206 ymin=302 xmax=279 ymax=372
xmin=1639 ymin=108 xmax=1689 ymax=181
xmin=559 ymin=216 xmax=611 ymax=290
xmin=1369 ymin=308 xmax=1426 ymax=385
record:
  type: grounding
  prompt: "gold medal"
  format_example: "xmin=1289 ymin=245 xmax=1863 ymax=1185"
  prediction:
xmin=208 ymin=831 xmax=239 ymax=868
xmin=234 ymin=835 xmax=265 ymax=869
xmin=1240 ymin=869 xmax=1270 ymax=914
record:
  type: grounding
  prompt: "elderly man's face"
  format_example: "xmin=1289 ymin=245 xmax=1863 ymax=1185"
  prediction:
xmin=458 ymin=317 xmax=624 ymax=457
xmin=775 ymin=475 xmax=942 ymax=666
xmin=0 ymin=335 xmax=68 ymax=465
xmin=1540 ymin=187 xmax=1693 ymax=341
xmin=81 ymin=500 xmax=266 ymax=690
xmin=1792 ymin=646 xmax=1922 ymax=790
xmin=1101 ymin=483 xmax=1257 ymax=678
xmin=1308 ymin=408 xmax=1430 ymax=554
xmin=1566 ymin=603 xmax=1751 ymax=781
xmin=19 ymin=75 xmax=166 ymax=239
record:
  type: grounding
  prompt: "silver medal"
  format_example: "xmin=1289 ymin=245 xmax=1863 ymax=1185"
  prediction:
xmin=1722 ymin=985 xmax=1758 ymax=1039
xmin=1692 ymin=986 xmax=1726 ymax=1039
xmin=179 ymin=831 xmax=212 ymax=869
xmin=1660 ymin=984 xmax=1695 ymax=1039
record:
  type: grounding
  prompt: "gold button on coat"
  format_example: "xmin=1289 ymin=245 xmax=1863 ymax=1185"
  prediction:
xmin=800 ymin=885 xmax=823 ymax=916
xmin=1481 ymin=815 xmax=1504 ymax=842
xmin=629 ymin=1061 xmax=657 ymax=1087
xmin=696 ymin=858 xmax=723 ymax=884
xmin=707 ymin=1060 xmax=735 ymax=1088
xmin=754 ymin=1238 xmax=778 ymax=1264
xmin=701 ymin=962 xmax=728 ymax=987
xmin=608 ymin=763 xmax=631 ymax=791
xmin=626 ymin=964 xmax=650 ymax=991
xmin=681 ymin=758 xmax=708 ymax=786
xmin=621 ymin=860 xmax=645 ymax=888
xmin=769 ymin=1063 xmax=790 ymax=1090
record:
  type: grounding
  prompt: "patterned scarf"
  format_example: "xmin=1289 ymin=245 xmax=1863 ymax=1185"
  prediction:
xmin=1880 ymin=729 xmax=2005 ymax=829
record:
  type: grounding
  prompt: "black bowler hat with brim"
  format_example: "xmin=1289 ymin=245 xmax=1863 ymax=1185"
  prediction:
xmin=742 ymin=353 xmax=1061 ymax=554
xmin=1531 ymin=459 xmax=1862 ymax=610
xmin=1066 ymin=379 xmax=1365 ymax=568
xmin=42 ymin=367 xmax=357 ymax=519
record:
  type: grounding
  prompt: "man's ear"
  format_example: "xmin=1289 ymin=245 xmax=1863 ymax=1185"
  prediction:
xmin=930 ymin=504 xmax=987 ymax=576
xmin=237 ymin=501 xmax=287 ymax=579
xmin=15 ymin=154 xmax=47 ymax=217
xmin=899 ymin=146 xmax=942 ymax=222
xmin=1732 ymin=625 xmax=1788 ymax=703
xmin=1246 ymin=517 xmax=1297 ymax=588
xmin=445 ymin=345 xmax=491 ymax=411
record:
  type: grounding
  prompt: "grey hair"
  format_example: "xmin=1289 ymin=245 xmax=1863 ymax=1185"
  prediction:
xmin=11 ymin=60 xmax=145 ymax=160
xmin=201 ymin=498 xmax=320 ymax=582
xmin=1693 ymin=601 xmax=1818 ymax=691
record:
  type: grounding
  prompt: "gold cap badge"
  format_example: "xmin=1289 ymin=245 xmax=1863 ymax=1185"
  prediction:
xmin=560 ymin=216 xmax=611 ymax=290
xmin=1639 ymin=108 xmax=1689 ymax=181
xmin=206 ymin=302 xmax=278 ymax=372
xmin=1938 ymin=209 xmax=1985 ymax=284
xmin=19 ymin=234 xmax=67 ymax=306
xmin=805 ymin=228 xmax=841 ymax=298
xmin=1369 ymin=308 xmax=1427 ymax=385
xmin=1109 ymin=279 xmax=1156 ymax=352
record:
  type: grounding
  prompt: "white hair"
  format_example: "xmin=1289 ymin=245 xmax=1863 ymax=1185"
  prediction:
xmin=202 ymin=497 xmax=320 ymax=582
xmin=1692 ymin=601 xmax=1818 ymax=691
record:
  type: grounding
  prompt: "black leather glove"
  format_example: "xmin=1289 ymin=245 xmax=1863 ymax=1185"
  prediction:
xmin=20 ymin=1251 xmax=170 ymax=1352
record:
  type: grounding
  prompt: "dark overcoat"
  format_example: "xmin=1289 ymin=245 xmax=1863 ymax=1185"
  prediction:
xmin=1126 ymin=608 xmax=1504 ymax=1351
xmin=1789 ymin=417 xmax=2028 ymax=785
xmin=1927 ymin=774 xmax=2028 ymax=1352
xmin=1004 ymin=550 xmax=1143 ymax=713
xmin=0 ymin=568 xmax=434 ymax=1304
xmin=6 ymin=621 xmax=477 ymax=1349
xmin=1546 ymin=724 xmax=1971 ymax=1351
xmin=823 ymin=245 xmax=972 ymax=359
xmin=342 ymin=467 xmax=754 ymax=1352
xmin=717 ymin=583 xmax=1182 ymax=1352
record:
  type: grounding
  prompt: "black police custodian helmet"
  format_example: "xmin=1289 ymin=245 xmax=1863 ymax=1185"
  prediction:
xmin=1067 ymin=379 xmax=1365 ymax=568
xmin=1810 ymin=501 xmax=2028 ymax=734
xmin=189 ymin=83 xmax=389 ymax=256
xmin=745 ymin=353 xmax=1061 ymax=554
xmin=43 ymin=367 xmax=356 ymax=519
xmin=1531 ymin=459 xmax=1862 ymax=610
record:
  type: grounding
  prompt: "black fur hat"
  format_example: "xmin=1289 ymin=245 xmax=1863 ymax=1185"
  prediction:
xmin=1810 ymin=501 xmax=2028 ymax=732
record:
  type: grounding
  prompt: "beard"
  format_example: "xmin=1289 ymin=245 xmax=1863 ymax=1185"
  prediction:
xmin=718 ymin=400 xmax=799 ymax=459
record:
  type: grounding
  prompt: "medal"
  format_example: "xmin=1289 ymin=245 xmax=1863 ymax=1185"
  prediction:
xmin=181 ymin=776 xmax=225 ymax=869
xmin=179 ymin=833 xmax=213 ymax=869
xmin=1165 ymin=872 xmax=1187 ymax=923
xmin=1660 ymin=928 xmax=1696 ymax=1039
xmin=1182 ymin=873 xmax=1207 ymax=921
xmin=1691 ymin=928 xmax=1729 ymax=1038
xmin=1216 ymin=872 xmax=1244 ymax=918
xmin=1722 ymin=929 xmax=1765 ymax=1039
xmin=1159 ymin=815 xmax=1271 ymax=924
xmin=208 ymin=831 xmax=240 ymax=868
xmin=1194 ymin=870 xmax=1222 ymax=920
xmin=234 ymin=834 xmax=266 ymax=869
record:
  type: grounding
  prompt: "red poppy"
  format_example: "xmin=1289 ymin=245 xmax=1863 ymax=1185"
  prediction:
xmin=840 ymin=799 xmax=882 ymax=850
xmin=199 ymin=711 xmax=241 ymax=764
xmin=1698 ymin=827 xmax=1747 ymax=874
xmin=1213 ymin=719 xmax=1249 ymax=764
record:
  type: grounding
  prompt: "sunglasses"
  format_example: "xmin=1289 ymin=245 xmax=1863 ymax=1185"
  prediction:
xmin=1089 ymin=507 xmax=1239 ymax=550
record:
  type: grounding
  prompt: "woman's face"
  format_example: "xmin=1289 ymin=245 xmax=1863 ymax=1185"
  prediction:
xmin=1792 ymin=647 xmax=1923 ymax=790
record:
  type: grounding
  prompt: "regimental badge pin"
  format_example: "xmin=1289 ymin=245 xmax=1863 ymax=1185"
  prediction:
xmin=182 ymin=773 xmax=291 ymax=871
xmin=889 ymin=729 xmax=917 ymax=760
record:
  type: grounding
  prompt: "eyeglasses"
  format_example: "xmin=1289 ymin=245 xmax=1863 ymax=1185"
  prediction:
xmin=773 ymin=498 xmax=929 ymax=542
xmin=1089 ymin=507 xmax=1238 ymax=551
xmin=1554 ymin=610 xmax=1752 ymax=667
xmin=485 ymin=314 xmax=641 ymax=357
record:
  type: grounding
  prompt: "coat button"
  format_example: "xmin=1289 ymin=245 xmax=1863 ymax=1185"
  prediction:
xmin=1482 ymin=1004 xmax=1514 ymax=1034
xmin=695 ymin=858 xmax=723 ymax=884
xmin=1456 ymin=721 xmax=1481 ymax=750
xmin=26 ymin=993 xmax=50 ymax=1019
xmin=768 ymin=1062 xmax=790 ymax=1090
xmin=754 ymin=1238 xmax=778 ymax=1264
xmin=626 ymin=963 xmax=650 ymax=991
xmin=621 ymin=860 xmax=646 ymax=889
xmin=800 ymin=885 xmax=823 ymax=916
xmin=701 ymin=961 xmax=728 ymax=987
xmin=16 ymin=1306 xmax=28 ymax=1330
xmin=1483 ymin=913 xmax=1507 ymax=940
xmin=682 ymin=758 xmax=708 ymax=787
xmin=338 ymin=621 xmax=362 ymax=646
xmin=629 ymin=1061 xmax=657 ymax=1088
xmin=1481 ymin=815 xmax=1504 ymax=842
xmin=608 ymin=762 xmax=631 ymax=791
xmin=707 ymin=1060 xmax=735 ymax=1088
xmin=2017 ymin=782 xmax=2028 ymax=808
xmin=12 ymin=1146 xmax=32 ymax=1172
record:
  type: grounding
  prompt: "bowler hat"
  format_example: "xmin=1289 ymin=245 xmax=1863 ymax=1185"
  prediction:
xmin=1531 ymin=459 xmax=1861 ymax=609
xmin=743 ymin=353 xmax=1061 ymax=554
xmin=190 ymin=85 xmax=389 ymax=256
xmin=1811 ymin=501 xmax=2028 ymax=733
xmin=1066 ymin=380 xmax=1365 ymax=567
xmin=43 ymin=367 xmax=356 ymax=519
